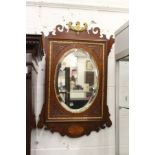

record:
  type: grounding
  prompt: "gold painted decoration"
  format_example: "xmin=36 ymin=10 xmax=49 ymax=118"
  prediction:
xmin=66 ymin=21 xmax=88 ymax=33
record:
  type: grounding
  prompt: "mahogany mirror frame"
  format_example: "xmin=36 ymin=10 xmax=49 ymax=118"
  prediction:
xmin=38 ymin=22 xmax=114 ymax=138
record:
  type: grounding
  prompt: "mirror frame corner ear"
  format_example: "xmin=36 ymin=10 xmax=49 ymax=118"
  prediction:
xmin=37 ymin=23 xmax=114 ymax=138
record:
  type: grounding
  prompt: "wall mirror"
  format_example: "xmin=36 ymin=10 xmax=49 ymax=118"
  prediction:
xmin=38 ymin=22 xmax=114 ymax=138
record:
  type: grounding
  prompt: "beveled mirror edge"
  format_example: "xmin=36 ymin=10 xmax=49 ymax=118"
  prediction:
xmin=54 ymin=48 xmax=99 ymax=113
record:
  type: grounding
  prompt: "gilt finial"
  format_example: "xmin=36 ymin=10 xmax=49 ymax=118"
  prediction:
xmin=66 ymin=21 xmax=88 ymax=34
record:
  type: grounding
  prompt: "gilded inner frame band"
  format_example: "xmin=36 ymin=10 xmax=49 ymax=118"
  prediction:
xmin=47 ymin=40 xmax=105 ymax=121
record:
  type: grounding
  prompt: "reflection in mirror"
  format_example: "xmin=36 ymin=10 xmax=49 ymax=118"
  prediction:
xmin=55 ymin=48 xmax=99 ymax=113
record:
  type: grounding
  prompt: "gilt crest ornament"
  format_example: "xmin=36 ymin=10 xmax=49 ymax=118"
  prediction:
xmin=66 ymin=21 xmax=88 ymax=34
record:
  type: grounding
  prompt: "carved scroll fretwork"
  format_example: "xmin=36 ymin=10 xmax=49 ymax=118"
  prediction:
xmin=107 ymin=35 xmax=115 ymax=55
xmin=47 ymin=23 xmax=108 ymax=41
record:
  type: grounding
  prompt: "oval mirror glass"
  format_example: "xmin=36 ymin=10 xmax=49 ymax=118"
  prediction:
xmin=55 ymin=48 xmax=99 ymax=113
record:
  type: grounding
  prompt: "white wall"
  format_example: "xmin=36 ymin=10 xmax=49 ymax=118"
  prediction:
xmin=26 ymin=5 xmax=128 ymax=37
xmin=27 ymin=3 xmax=128 ymax=155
